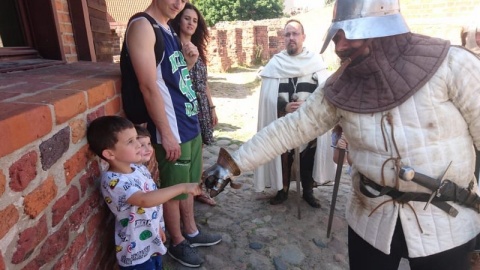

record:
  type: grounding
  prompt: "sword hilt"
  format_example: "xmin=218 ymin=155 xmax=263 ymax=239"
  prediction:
xmin=399 ymin=163 xmax=454 ymax=212
xmin=399 ymin=166 xmax=440 ymax=191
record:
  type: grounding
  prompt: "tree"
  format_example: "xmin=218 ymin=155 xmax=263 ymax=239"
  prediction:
xmin=192 ymin=0 xmax=284 ymax=26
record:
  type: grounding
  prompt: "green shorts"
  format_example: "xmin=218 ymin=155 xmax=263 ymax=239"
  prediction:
xmin=154 ymin=134 xmax=202 ymax=200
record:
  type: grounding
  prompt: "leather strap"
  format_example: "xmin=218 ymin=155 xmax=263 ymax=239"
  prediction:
xmin=359 ymin=175 xmax=458 ymax=217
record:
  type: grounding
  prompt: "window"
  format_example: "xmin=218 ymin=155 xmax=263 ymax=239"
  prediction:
xmin=0 ymin=0 xmax=64 ymax=72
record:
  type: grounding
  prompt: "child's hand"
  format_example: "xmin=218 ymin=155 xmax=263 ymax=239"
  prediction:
xmin=184 ymin=183 xmax=202 ymax=196
xmin=159 ymin=228 xmax=166 ymax=243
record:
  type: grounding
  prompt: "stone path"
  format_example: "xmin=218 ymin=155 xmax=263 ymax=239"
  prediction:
xmin=162 ymin=69 xmax=410 ymax=270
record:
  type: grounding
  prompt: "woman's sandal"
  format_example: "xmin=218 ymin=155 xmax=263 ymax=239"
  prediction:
xmin=195 ymin=194 xmax=217 ymax=206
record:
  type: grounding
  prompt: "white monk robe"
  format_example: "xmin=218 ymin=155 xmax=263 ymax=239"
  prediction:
xmin=254 ymin=48 xmax=335 ymax=192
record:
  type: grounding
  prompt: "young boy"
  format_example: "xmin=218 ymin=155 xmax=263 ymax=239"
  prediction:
xmin=87 ymin=116 xmax=202 ymax=269
xmin=135 ymin=125 xmax=159 ymax=185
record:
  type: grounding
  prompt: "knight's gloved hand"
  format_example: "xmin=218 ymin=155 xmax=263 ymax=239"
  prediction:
xmin=202 ymin=163 xmax=232 ymax=190
xmin=201 ymin=148 xmax=241 ymax=197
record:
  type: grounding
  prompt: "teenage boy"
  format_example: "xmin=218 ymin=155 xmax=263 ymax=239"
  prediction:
xmin=120 ymin=0 xmax=222 ymax=266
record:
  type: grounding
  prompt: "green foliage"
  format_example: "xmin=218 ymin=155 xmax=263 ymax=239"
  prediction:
xmin=192 ymin=0 xmax=284 ymax=26
xmin=325 ymin=0 xmax=336 ymax=6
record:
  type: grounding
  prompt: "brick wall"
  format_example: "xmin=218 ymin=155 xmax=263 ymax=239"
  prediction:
xmin=55 ymin=0 xmax=78 ymax=63
xmin=88 ymin=0 xmax=116 ymax=62
xmin=0 ymin=62 xmax=120 ymax=270
xmin=51 ymin=0 xmax=117 ymax=63
xmin=0 ymin=1 xmax=128 ymax=269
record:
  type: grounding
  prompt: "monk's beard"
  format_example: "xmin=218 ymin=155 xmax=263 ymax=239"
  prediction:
xmin=287 ymin=42 xmax=299 ymax=55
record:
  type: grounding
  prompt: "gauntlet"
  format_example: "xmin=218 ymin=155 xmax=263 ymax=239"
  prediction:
xmin=202 ymin=148 xmax=241 ymax=197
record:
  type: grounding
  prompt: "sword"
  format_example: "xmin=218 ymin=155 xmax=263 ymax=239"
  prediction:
xmin=399 ymin=163 xmax=460 ymax=217
xmin=327 ymin=146 xmax=346 ymax=238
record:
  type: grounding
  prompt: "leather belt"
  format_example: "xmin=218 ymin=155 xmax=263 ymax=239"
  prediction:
xmin=359 ymin=174 xmax=458 ymax=217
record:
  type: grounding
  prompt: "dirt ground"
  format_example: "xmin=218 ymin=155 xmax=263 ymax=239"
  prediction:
xmin=208 ymin=67 xmax=262 ymax=143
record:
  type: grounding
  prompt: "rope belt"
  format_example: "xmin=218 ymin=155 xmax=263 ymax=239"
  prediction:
xmin=359 ymin=174 xmax=458 ymax=217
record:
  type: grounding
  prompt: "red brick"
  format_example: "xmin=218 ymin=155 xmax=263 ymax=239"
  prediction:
xmin=9 ymin=151 xmax=38 ymax=192
xmin=105 ymin=96 xmax=121 ymax=116
xmin=77 ymin=233 xmax=100 ymax=270
xmin=0 ymin=171 xmax=5 ymax=197
xmin=63 ymin=45 xmax=71 ymax=55
xmin=69 ymin=119 xmax=86 ymax=144
xmin=69 ymin=191 xmax=101 ymax=231
xmin=38 ymin=222 xmax=70 ymax=266
xmin=87 ymin=81 xmax=116 ymax=108
xmin=17 ymin=90 xmax=87 ymax=124
xmin=0 ymin=81 xmax=53 ymax=94
xmin=86 ymin=207 xmax=107 ymax=239
xmin=0 ymin=204 xmax=19 ymax=239
xmin=12 ymin=215 xmax=48 ymax=264
xmin=0 ymin=251 xmax=5 ymax=270
xmin=87 ymin=107 xmax=106 ymax=124
xmin=52 ymin=186 xmax=80 ymax=227
xmin=23 ymin=176 xmax=58 ymax=218
xmin=56 ymin=79 xmax=115 ymax=107
xmin=62 ymin=34 xmax=75 ymax=45
xmin=0 ymin=92 xmax=21 ymax=102
xmin=79 ymin=173 xmax=90 ymax=197
xmin=65 ymin=55 xmax=78 ymax=63
xmin=113 ymin=78 xmax=121 ymax=94
xmin=52 ymin=231 xmax=87 ymax=270
xmin=70 ymin=45 xmax=77 ymax=55
xmin=89 ymin=239 xmax=106 ymax=270
xmin=64 ymin=144 xmax=91 ymax=185
xmin=57 ymin=12 xmax=71 ymax=25
xmin=20 ymin=258 xmax=42 ymax=270
xmin=0 ymin=103 xmax=52 ymax=157
xmin=54 ymin=0 xmax=69 ymax=14
xmin=80 ymin=161 xmax=100 ymax=196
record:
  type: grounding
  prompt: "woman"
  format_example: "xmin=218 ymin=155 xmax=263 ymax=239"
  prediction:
xmin=172 ymin=3 xmax=218 ymax=206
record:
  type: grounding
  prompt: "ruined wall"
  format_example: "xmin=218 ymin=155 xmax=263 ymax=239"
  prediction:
xmin=207 ymin=0 xmax=479 ymax=72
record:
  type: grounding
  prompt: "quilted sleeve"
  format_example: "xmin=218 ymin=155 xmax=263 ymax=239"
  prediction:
xmin=232 ymin=85 xmax=339 ymax=171
xmin=446 ymin=47 xmax=480 ymax=149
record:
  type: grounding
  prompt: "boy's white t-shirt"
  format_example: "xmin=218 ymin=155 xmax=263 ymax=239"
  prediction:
xmin=100 ymin=164 xmax=167 ymax=267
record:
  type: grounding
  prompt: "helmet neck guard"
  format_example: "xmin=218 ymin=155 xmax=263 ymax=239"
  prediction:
xmin=324 ymin=33 xmax=450 ymax=113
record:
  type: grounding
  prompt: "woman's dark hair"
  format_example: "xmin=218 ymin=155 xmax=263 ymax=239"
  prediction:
xmin=172 ymin=3 xmax=209 ymax=64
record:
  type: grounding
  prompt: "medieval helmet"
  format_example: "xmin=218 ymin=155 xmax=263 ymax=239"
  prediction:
xmin=320 ymin=0 xmax=410 ymax=53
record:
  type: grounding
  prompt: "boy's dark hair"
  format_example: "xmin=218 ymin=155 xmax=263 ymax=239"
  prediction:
xmin=135 ymin=125 xmax=151 ymax=138
xmin=87 ymin=116 xmax=135 ymax=160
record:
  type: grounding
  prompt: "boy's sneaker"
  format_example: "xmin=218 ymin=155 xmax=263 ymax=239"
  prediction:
xmin=184 ymin=231 xmax=222 ymax=247
xmin=168 ymin=240 xmax=204 ymax=268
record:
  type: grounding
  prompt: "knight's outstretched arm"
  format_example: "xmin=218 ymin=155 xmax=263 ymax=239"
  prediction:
xmin=202 ymin=87 xmax=338 ymax=197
